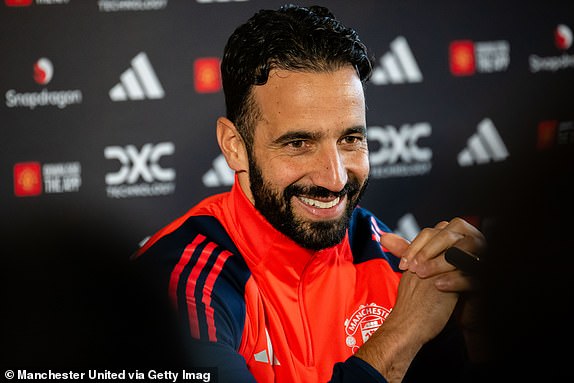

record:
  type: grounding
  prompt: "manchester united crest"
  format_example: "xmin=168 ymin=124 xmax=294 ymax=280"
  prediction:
xmin=344 ymin=303 xmax=391 ymax=352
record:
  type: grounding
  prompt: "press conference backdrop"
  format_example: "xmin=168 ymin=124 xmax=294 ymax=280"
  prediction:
xmin=1 ymin=0 xmax=573 ymax=368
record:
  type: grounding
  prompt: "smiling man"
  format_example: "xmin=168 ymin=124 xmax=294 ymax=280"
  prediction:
xmin=233 ymin=67 xmax=369 ymax=250
xmin=134 ymin=5 xmax=486 ymax=383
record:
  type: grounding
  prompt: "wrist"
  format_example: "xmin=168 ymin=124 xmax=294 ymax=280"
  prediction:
xmin=354 ymin=316 xmax=425 ymax=382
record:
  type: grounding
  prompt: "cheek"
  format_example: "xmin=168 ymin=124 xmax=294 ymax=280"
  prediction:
xmin=345 ymin=151 xmax=370 ymax=180
xmin=252 ymin=147 xmax=305 ymax=190
xmin=263 ymin=158 xmax=306 ymax=189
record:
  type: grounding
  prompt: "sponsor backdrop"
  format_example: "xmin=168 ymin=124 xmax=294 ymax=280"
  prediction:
xmin=1 ymin=0 xmax=573 ymax=367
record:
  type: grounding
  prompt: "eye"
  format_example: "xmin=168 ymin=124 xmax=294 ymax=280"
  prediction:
xmin=341 ymin=135 xmax=364 ymax=145
xmin=287 ymin=140 xmax=307 ymax=149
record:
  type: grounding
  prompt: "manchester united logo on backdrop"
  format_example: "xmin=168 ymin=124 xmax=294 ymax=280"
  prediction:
xmin=344 ymin=303 xmax=391 ymax=353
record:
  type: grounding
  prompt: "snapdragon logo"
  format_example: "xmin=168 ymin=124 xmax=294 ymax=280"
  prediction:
xmin=33 ymin=58 xmax=53 ymax=85
xmin=104 ymin=142 xmax=176 ymax=198
xmin=5 ymin=57 xmax=82 ymax=109
xmin=368 ymin=123 xmax=432 ymax=178
xmin=529 ymin=24 xmax=574 ymax=72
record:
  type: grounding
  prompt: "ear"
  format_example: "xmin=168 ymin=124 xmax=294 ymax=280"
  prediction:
xmin=216 ymin=117 xmax=249 ymax=173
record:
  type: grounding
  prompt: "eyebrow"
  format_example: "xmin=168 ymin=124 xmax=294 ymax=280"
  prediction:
xmin=272 ymin=126 xmax=367 ymax=145
xmin=345 ymin=125 xmax=367 ymax=136
xmin=273 ymin=131 xmax=320 ymax=145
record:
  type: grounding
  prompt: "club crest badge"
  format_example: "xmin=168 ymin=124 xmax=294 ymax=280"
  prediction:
xmin=344 ymin=303 xmax=391 ymax=352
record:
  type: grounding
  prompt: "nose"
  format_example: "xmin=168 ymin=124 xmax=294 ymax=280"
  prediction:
xmin=309 ymin=143 xmax=348 ymax=192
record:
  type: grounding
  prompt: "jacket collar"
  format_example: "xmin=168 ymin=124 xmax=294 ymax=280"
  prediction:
xmin=219 ymin=176 xmax=351 ymax=279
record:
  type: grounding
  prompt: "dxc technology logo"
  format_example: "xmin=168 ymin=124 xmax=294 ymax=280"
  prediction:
xmin=368 ymin=123 xmax=432 ymax=178
xmin=104 ymin=142 xmax=175 ymax=198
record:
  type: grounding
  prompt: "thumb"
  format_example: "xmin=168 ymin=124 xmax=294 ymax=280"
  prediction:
xmin=380 ymin=232 xmax=410 ymax=258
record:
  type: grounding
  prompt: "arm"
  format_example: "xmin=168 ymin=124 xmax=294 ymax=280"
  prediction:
xmin=133 ymin=216 xmax=258 ymax=383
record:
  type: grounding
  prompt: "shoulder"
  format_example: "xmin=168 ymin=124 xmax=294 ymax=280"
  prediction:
xmin=135 ymin=214 xmax=252 ymax=348
xmin=136 ymin=213 xmax=251 ymax=292
xmin=134 ymin=192 xmax=229 ymax=258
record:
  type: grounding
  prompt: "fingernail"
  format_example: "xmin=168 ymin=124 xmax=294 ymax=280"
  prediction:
xmin=435 ymin=277 xmax=449 ymax=291
xmin=399 ymin=257 xmax=408 ymax=270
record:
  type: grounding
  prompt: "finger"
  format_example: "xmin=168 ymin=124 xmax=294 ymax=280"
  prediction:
xmin=411 ymin=252 xmax=457 ymax=278
xmin=410 ymin=226 xmax=464 ymax=265
xmin=434 ymin=270 xmax=479 ymax=293
xmin=442 ymin=217 xmax=486 ymax=255
xmin=434 ymin=220 xmax=449 ymax=230
xmin=399 ymin=221 xmax=450 ymax=271
xmin=379 ymin=232 xmax=410 ymax=258
xmin=407 ymin=218 xmax=484 ymax=273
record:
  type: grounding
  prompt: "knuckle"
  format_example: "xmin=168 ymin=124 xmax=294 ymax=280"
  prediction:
xmin=435 ymin=220 xmax=449 ymax=229
xmin=418 ymin=227 xmax=437 ymax=239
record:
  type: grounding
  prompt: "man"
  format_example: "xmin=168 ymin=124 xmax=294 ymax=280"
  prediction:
xmin=134 ymin=5 xmax=486 ymax=382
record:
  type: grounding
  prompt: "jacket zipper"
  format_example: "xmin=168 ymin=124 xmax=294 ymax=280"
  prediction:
xmin=298 ymin=258 xmax=315 ymax=367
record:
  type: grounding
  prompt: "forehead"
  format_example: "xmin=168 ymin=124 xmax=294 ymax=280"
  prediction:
xmin=252 ymin=67 xmax=366 ymax=134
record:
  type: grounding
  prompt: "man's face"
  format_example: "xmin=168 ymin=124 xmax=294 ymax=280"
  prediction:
xmin=245 ymin=66 xmax=370 ymax=250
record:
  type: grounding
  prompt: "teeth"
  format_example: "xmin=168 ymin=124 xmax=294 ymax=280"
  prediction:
xmin=299 ymin=196 xmax=340 ymax=209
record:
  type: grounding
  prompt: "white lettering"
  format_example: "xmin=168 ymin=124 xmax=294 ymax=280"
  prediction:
xmin=98 ymin=0 xmax=168 ymax=12
xmin=369 ymin=123 xmax=432 ymax=165
xmin=182 ymin=370 xmax=211 ymax=382
xmin=88 ymin=370 xmax=126 ymax=380
xmin=529 ymin=54 xmax=574 ymax=72
xmin=105 ymin=142 xmax=175 ymax=185
xmin=147 ymin=370 xmax=179 ymax=382
xmin=106 ymin=182 xmax=176 ymax=198
xmin=5 ymin=88 xmax=82 ymax=109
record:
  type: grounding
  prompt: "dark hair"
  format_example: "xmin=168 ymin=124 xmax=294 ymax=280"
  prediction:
xmin=221 ymin=4 xmax=373 ymax=152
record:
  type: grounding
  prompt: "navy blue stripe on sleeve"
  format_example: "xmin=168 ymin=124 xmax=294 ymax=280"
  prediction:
xmin=330 ymin=355 xmax=388 ymax=383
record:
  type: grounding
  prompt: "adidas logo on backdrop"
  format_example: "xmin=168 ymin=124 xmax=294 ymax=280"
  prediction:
xmin=109 ymin=52 xmax=165 ymax=101
xmin=371 ymin=36 xmax=423 ymax=85
xmin=393 ymin=213 xmax=421 ymax=242
xmin=202 ymin=154 xmax=234 ymax=187
xmin=458 ymin=118 xmax=509 ymax=167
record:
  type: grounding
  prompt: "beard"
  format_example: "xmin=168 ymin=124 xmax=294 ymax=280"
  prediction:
xmin=248 ymin=157 xmax=368 ymax=251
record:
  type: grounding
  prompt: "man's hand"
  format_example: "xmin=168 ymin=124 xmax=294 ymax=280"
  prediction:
xmin=381 ymin=216 xmax=485 ymax=297
xmin=388 ymin=217 xmax=485 ymax=292
xmin=354 ymin=269 xmax=458 ymax=382
xmin=381 ymin=218 xmax=489 ymax=361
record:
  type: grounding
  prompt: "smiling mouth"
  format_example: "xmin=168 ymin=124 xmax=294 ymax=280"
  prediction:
xmin=298 ymin=196 xmax=341 ymax=209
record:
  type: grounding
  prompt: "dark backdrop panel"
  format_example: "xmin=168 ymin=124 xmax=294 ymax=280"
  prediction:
xmin=1 ymin=0 xmax=573 ymax=370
